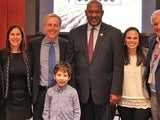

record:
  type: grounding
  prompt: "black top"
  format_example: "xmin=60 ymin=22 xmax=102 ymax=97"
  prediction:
xmin=7 ymin=53 xmax=29 ymax=104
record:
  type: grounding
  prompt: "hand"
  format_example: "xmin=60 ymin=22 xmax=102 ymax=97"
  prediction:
xmin=109 ymin=94 xmax=121 ymax=105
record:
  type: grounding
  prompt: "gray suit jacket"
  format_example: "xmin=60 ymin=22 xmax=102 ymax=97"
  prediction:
xmin=67 ymin=23 xmax=124 ymax=104
xmin=28 ymin=35 xmax=68 ymax=104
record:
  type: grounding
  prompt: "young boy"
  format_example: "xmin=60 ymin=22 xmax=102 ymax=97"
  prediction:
xmin=42 ymin=62 xmax=81 ymax=120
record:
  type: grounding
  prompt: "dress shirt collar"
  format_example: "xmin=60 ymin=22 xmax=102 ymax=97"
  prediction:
xmin=43 ymin=36 xmax=59 ymax=45
xmin=87 ymin=23 xmax=101 ymax=31
xmin=55 ymin=84 xmax=68 ymax=93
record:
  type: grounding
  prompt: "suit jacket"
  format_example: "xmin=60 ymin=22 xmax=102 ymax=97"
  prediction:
xmin=29 ymin=35 xmax=68 ymax=104
xmin=67 ymin=23 xmax=124 ymax=105
xmin=146 ymin=34 xmax=160 ymax=104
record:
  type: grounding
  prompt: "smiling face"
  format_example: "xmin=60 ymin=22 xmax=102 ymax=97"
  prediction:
xmin=152 ymin=12 xmax=160 ymax=39
xmin=54 ymin=70 xmax=70 ymax=88
xmin=125 ymin=30 xmax=139 ymax=52
xmin=9 ymin=28 xmax=22 ymax=50
xmin=44 ymin=16 xmax=61 ymax=40
xmin=85 ymin=1 xmax=104 ymax=27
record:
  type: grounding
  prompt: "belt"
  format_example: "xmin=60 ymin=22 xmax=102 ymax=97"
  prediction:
xmin=39 ymin=85 xmax=49 ymax=90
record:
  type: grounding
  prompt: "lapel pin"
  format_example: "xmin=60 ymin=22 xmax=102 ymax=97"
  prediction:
xmin=100 ymin=33 xmax=103 ymax=36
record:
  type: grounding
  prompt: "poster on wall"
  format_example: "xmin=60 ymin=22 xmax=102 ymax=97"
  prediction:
xmin=53 ymin=0 xmax=142 ymax=32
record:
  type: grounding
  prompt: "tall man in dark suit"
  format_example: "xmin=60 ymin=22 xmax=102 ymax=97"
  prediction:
xmin=29 ymin=13 xmax=68 ymax=120
xmin=145 ymin=9 xmax=160 ymax=120
xmin=67 ymin=0 xmax=124 ymax=120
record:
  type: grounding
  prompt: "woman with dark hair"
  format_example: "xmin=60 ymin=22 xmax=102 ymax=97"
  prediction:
xmin=117 ymin=27 xmax=151 ymax=120
xmin=0 ymin=24 xmax=32 ymax=120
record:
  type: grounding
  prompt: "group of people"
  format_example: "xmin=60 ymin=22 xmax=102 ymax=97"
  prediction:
xmin=0 ymin=0 xmax=160 ymax=120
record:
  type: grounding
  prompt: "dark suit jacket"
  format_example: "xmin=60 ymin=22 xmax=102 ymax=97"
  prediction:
xmin=146 ymin=34 xmax=160 ymax=104
xmin=28 ymin=35 xmax=68 ymax=104
xmin=67 ymin=23 xmax=124 ymax=105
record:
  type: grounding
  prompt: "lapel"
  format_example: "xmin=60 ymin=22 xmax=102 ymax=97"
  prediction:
xmin=36 ymin=38 xmax=43 ymax=71
xmin=58 ymin=37 xmax=66 ymax=61
xmin=81 ymin=24 xmax=89 ymax=62
xmin=81 ymin=23 xmax=107 ymax=63
xmin=58 ymin=37 xmax=62 ymax=60
xmin=149 ymin=38 xmax=156 ymax=60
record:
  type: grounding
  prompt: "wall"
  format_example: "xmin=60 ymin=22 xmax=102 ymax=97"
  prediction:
xmin=25 ymin=0 xmax=36 ymax=35
xmin=142 ymin=0 xmax=156 ymax=33
xmin=0 ymin=0 xmax=160 ymax=49
xmin=0 ymin=0 xmax=7 ymax=49
xmin=157 ymin=0 xmax=160 ymax=9
xmin=0 ymin=0 xmax=25 ymax=49
xmin=19 ymin=0 xmax=160 ymax=36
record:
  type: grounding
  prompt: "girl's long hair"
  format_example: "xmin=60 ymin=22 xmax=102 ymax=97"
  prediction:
xmin=124 ymin=27 xmax=146 ymax=66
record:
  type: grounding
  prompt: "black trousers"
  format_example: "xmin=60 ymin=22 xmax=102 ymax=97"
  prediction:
xmin=33 ymin=87 xmax=47 ymax=120
xmin=80 ymin=93 xmax=116 ymax=120
xmin=0 ymin=109 xmax=5 ymax=120
xmin=117 ymin=106 xmax=151 ymax=120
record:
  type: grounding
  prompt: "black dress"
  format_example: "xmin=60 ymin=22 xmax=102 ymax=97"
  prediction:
xmin=4 ymin=53 xmax=32 ymax=120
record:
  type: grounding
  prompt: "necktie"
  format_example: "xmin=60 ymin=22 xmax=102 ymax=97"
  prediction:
xmin=88 ymin=27 xmax=94 ymax=62
xmin=48 ymin=42 xmax=56 ymax=87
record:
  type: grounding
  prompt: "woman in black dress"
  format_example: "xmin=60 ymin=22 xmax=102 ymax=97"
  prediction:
xmin=0 ymin=24 xmax=32 ymax=120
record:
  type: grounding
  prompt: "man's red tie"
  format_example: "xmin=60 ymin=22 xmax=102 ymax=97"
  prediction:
xmin=88 ymin=28 xmax=94 ymax=62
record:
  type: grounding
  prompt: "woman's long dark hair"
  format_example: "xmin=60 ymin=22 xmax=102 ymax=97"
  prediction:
xmin=124 ymin=27 xmax=146 ymax=66
xmin=3 ymin=24 xmax=27 ymax=61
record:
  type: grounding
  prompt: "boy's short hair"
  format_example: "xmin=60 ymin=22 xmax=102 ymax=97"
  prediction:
xmin=54 ymin=61 xmax=72 ymax=77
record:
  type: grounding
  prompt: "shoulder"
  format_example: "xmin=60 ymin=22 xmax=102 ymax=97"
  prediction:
xmin=0 ymin=49 xmax=4 ymax=56
xmin=70 ymin=24 xmax=87 ymax=33
xmin=147 ymin=34 xmax=157 ymax=45
xmin=67 ymin=85 xmax=78 ymax=94
xmin=0 ymin=49 xmax=6 ymax=63
xmin=29 ymin=35 xmax=45 ymax=44
xmin=0 ymin=48 xmax=5 ymax=54
xmin=148 ymin=34 xmax=157 ymax=40
xmin=46 ymin=86 xmax=56 ymax=95
xmin=58 ymin=37 xmax=68 ymax=43
xmin=142 ymin=46 xmax=149 ymax=58
xmin=101 ymin=22 xmax=121 ymax=33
